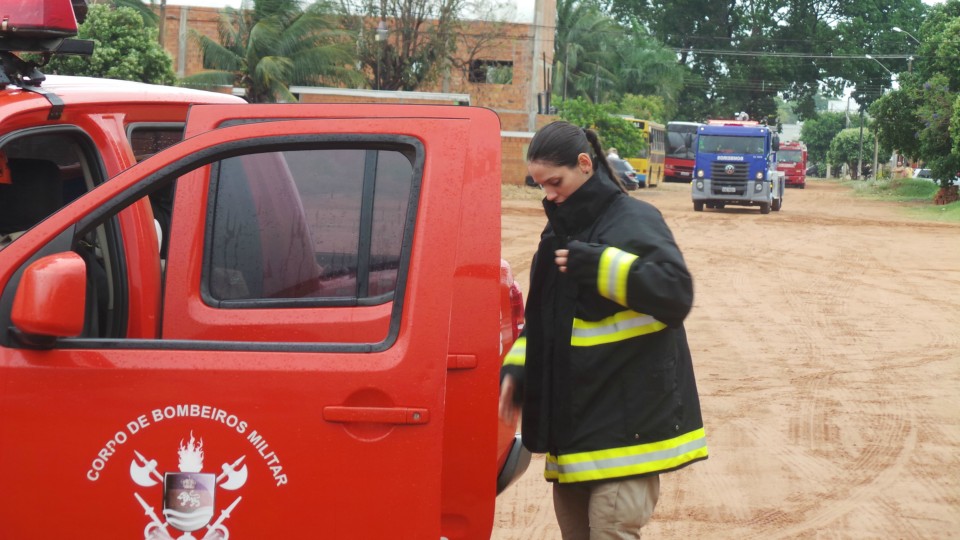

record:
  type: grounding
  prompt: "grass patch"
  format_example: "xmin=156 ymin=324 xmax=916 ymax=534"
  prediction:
xmin=841 ymin=177 xmax=960 ymax=222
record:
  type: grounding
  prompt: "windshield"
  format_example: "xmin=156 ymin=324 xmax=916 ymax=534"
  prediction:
xmin=777 ymin=150 xmax=803 ymax=162
xmin=698 ymin=135 xmax=765 ymax=155
xmin=667 ymin=131 xmax=696 ymax=159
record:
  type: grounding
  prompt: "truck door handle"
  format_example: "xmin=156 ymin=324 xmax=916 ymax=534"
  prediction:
xmin=322 ymin=406 xmax=430 ymax=425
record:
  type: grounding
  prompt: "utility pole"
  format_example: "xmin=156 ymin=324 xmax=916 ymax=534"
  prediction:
xmin=158 ymin=0 xmax=166 ymax=47
xmin=856 ymin=107 xmax=864 ymax=180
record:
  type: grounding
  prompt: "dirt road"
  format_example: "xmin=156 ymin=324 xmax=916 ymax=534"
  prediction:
xmin=493 ymin=180 xmax=960 ymax=539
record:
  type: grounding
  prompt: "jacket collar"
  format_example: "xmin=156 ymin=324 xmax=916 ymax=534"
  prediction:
xmin=543 ymin=170 xmax=622 ymax=236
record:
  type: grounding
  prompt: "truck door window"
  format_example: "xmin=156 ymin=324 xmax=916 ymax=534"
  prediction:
xmin=0 ymin=130 xmax=125 ymax=343
xmin=204 ymin=147 xmax=414 ymax=305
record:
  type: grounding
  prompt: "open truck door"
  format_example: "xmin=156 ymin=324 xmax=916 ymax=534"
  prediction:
xmin=0 ymin=105 xmax=507 ymax=538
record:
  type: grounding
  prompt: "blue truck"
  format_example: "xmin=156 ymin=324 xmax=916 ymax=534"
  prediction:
xmin=691 ymin=120 xmax=784 ymax=214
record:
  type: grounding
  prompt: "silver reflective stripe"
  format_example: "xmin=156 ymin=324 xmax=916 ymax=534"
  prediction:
xmin=603 ymin=249 xmax=634 ymax=300
xmin=556 ymin=438 xmax=707 ymax=475
xmin=570 ymin=310 xmax=666 ymax=347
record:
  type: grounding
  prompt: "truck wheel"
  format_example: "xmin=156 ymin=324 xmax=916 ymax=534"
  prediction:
xmin=760 ymin=202 xmax=771 ymax=214
xmin=772 ymin=198 xmax=782 ymax=211
xmin=694 ymin=202 xmax=704 ymax=212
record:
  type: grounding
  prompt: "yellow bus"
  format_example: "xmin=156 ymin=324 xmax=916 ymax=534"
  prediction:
xmin=622 ymin=117 xmax=665 ymax=188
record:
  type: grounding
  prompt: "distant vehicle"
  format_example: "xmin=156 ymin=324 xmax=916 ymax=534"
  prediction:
xmin=805 ymin=163 xmax=820 ymax=177
xmin=776 ymin=140 xmax=807 ymax=188
xmin=619 ymin=116 xmax=664 ymax=187
xmin=665 ymin=121 xmax=701 ymax=182
xmin=691 ymin=119 xmax=784 ymax=214
xmin=913 ymin=168 xmax=960 ymax=187
xmin=608 ymin=156 xmax=641 ymax=190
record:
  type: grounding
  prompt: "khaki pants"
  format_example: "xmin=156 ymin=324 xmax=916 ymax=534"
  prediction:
xmin=553 ymin=475 xmax=660 ymax=540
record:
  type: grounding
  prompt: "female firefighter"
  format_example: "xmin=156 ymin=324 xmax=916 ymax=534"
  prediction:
xmin=498 ymin=121 xmax=708 ymax=539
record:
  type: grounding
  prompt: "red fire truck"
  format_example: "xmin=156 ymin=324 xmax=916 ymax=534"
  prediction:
xmin=0 ymin=1 xmax=528 ymax=538
xmin=776 ymin=140 xmax=808 ymax=188
xmin=664 ymin=121 xmax=701 ymax=182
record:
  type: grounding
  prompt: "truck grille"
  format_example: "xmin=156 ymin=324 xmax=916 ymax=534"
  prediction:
xmin=710 ymin=162 xmax=749 ymax=195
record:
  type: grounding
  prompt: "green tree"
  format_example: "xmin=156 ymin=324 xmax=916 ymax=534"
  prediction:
xmin=868 ymin=76 xmax=922 ymax=163
xmin=619 ymin=94 xmax=666 ymax=124
xmin=915 ymin=74 xmax=959 ymax=189
xmin=827 ymin=127 xmax=872 ymax=174
xmin=44 ymin=4 xmax=175 ymax=85
xmin=611 ymin=20 xmax=684 ymax=117
xmin=912 ymin=1 xmax=960 ymax=189
xmin=553 ymin=0 xmax=619 ymax=103
xmin=605 ymin=0 xmax=928 ymax=121
xmin=800 ymin=111 xmax=846 ymax=165
xmin=108 ymin=0 xmax=160 ymax=26
xmin=183 ymin=0 xmax=359 ymax=103
xmin=557 ymin=97 xmax=647 ymax=158
xmin=338 ymin=0 xmax=464 ymax=91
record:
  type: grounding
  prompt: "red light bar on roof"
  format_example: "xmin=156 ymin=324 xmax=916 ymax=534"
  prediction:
xmin=0 ymin=0 xmax=79 ymax=39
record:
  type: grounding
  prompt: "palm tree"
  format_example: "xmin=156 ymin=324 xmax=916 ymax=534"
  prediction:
xmin=613 ymin=20 xmax=685 ymax=117
xmin=108 ymin=0 xmax=159 ymax=26
xmin=182 ymin=0 xmax=361 ymax=103
xmin=553 ymin=0 xmax=620 ymax=103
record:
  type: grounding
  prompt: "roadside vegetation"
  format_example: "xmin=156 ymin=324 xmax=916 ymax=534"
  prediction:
xmin=844 ymin=177 xmax=960 ymax=222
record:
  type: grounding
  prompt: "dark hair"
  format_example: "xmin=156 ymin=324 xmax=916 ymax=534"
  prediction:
xmin=526 ymin=121 xmax=626 ymax=193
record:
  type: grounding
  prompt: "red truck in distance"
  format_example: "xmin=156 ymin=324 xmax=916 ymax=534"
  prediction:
xmin=776 ymin=140 xmax=808 ymax=188
xmin=0 ymin=1 xmax=528 ymax=538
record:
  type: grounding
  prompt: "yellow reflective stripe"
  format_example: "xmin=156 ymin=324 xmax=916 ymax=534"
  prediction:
xmin=545 ymin=428 xmax=708 ymax=483
xmin=502 ymin=337 xmax=527 ymax=367
xmin=571 ymin=310 xmax=667 ymax=347
xmin=544 ymin=454 xmax=559 ymax=480
xmin=597 ymin=247 xmax=638 ymax=306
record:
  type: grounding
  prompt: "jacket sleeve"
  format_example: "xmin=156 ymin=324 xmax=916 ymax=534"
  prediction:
xmin=500 ymin=331 xmax=526 ymax=405
xmin=565 ymin=203 xmax=693 ymax=327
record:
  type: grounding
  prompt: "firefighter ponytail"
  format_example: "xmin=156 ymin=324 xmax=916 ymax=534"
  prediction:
xmin=527 ymin=121 xmax=626 ymax=193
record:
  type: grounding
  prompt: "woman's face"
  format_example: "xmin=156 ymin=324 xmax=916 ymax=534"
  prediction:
xmin=528 ymin=153 xmax=593 ymax=204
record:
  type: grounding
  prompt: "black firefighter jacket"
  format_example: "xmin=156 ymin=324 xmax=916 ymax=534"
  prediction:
xmin=501 ymin=171 xmax=708 ymax=484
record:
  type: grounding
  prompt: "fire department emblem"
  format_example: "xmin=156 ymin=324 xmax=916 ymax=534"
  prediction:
xmin=130 ymin=433 xmax=247 ymax=540
xmin=724 ymin=164 xmax=735 ymax=175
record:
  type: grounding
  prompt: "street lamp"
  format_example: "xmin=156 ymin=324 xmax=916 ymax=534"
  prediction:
xmin=892 ymin=26 xmax=921 ymax=45
xmin=375 ymin=20 xmax=388 ymax=91
xmin=864 ymin=54 xmax=894 ymax=76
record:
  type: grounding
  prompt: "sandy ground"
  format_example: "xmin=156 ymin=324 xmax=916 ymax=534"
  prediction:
xmin=492 ymin=180 xmax=960 ymax=539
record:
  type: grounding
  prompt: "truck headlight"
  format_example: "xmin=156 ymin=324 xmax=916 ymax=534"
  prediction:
xmin=755 ymin=182 xmax=763 ymax=192
xmin=697 ymin=170 xmax=704 ymax=178
xmin=755 ymin=172 xmax=763 ymax=180
xmin=696 ymin=181 xmax=704 ymax=190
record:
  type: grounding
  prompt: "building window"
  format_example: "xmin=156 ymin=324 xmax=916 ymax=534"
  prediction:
xmin=469 ymin=60 xmax=513 ymax=84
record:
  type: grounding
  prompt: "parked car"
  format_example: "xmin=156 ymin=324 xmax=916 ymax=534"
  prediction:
xmin=913 ymin=168 xmax=960 ymax=187
xmin=805 ymin=163 xmax=820 ymax=177
xmin=608 ymin=156 xmax=642 ymax=190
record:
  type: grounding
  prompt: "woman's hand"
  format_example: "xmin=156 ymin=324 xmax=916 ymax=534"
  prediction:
xmin=555 ymin=249 xmax=569 ymax=273
xmin=499 ymin=375 xmax=520 ymax=424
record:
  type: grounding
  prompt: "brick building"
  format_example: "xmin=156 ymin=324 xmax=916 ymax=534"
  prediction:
xmin=143 ymin=1 xmax=556 ymax=184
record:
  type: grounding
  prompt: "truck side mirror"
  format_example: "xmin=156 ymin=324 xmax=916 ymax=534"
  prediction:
xmin=11 ymin=251 xmax=87 ymax=345
xmin=772 ymin=136 xmax=780 ymax=152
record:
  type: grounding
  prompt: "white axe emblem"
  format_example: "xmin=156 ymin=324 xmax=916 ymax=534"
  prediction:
xmin=217 ymin=456 xmax=248 ymax=491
